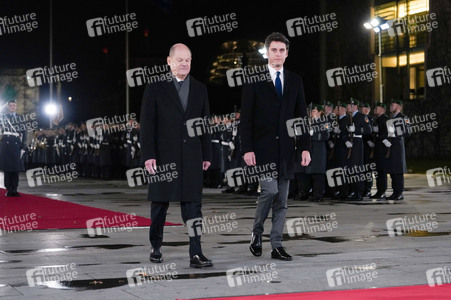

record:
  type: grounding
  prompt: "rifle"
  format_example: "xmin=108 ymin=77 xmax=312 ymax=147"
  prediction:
xmin=369 ymin=117 xmax=376 ymax=159
xmin=346 ymin=111 xmax=353 ymax=160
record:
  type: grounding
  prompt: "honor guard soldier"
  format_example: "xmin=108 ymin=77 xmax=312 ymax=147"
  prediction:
xmin=330 ymin=101 xmax=350 ymax=200
xmin=360 ymin=102 xmax=375 ymax=197
xmin=0 ymin=99 xmax=25 ymax=197
xmin=387 ymin=99 xmax=410 ymax=201
xmin=323 ymin=100 xmax=337 ymax=198
xmin=346 ymin=98 xmax=372 ymax=201
xmin=370 ymin=102 xmax=390 ymax=200
xmin=306 ymin=104 xmax=330 ymax=202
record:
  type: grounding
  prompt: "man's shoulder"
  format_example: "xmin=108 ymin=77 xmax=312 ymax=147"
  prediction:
xmin=284 ymin=69 xmax=302 ymax=81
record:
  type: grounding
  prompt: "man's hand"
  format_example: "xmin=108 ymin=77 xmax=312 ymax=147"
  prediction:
xmin=145 ymin=159 xmax=157 ymax=174
xmin=203 ymin=161 xmax=211 ymax=171
xmin=244 ymin=152 xmax=256 ymax=166
xmin=301 ymin=151 xmax=311 ymax=166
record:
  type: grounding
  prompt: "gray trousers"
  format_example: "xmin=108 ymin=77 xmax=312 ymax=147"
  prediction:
xmin=252 ymin=178 xmax=289 ymax=249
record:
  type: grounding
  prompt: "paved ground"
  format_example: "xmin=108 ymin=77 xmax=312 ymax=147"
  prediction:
xmin=0 ymin=173 xmax=450 ymax=299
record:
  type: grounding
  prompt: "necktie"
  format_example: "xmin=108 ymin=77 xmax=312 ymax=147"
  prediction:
xmin=275 ymin=71 xmax=282 ymax=98
xmin=178 ymin=80 xmax=183 ymax=91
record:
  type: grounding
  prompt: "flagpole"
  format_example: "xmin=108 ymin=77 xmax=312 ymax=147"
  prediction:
xmin=49 ymin=0 xmax=53 ymax=129
xmin=125 ymin=0 xmax=129 ymax=115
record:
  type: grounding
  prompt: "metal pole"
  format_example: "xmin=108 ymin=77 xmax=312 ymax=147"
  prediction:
xmin=49 ymin=0 xmax=53 ymax=128
xmin=378 ymin=31 xmax=383 ymax=102
xmin=125 ymin=0 xmax=129 ymax=115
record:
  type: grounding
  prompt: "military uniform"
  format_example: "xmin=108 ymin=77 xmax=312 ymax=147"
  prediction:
xmin=361 ymin=103 xmax=375 ymax=197
xmin=0 ymin=100 xmax=25 ymax=197
xmin=346 ymin=99 xmax=372 ymax=201
xmin=305 ymin=104 xmax=330 ymax=201
xmin=330 ymin=102 xmax=351 ymax=199
xmin=371 ymin=102 xmax=390 ymax=199
xmin=387 ymin=100 xmax=410 ymax=200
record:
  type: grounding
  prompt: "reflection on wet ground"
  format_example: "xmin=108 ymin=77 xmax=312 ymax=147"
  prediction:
xmin=0 ymin=244 xmax=143 ymax=254
xmin=24 ymin=267 xmax=281 ymax=290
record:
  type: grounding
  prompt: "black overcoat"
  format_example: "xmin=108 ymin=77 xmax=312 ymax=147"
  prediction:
xmin=140 ymin=75 xmax=212 ymax=202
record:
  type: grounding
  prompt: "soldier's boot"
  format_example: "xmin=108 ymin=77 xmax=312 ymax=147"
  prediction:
xmin=12 ymin=188 xmax=21 ymax=197
xmin=5 ymin=188 xmax=14 ymax=197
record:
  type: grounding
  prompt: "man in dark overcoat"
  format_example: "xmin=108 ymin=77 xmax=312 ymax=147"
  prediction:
xmin=0 ymin=99 xmax=25 ymax=197
xmin=140 ymin=43 xmax=212 ymax=268
xmin=240 ymin=32 xmax=311 ymax=261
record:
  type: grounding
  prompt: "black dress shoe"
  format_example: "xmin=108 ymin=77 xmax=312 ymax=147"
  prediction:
xmin=12 ymin=190 xmax=21 ymax=197
xmin=190 ymin=255 xmax=213 ymax=268
xmin=5 ymin=190 xmax=14 ymax=197
xmin=149 ymin=248 xmax=163 ymax=263
xmin=221 ymin=187 xmax=235 ymax=193
xmin=271 ymin=247 xmax=292 ymax=261
xmin=363 ymin=191 xmax=372 ymax=198
xmin=388 ymin=194 xmax=404 ymax=201
xmin=235 ymin=187 xmax=247 ymax=194
xmin=249 ymin=232 xmax=262 ymax=257
xmin=347 ymin=193 xmax=363 ymax=201
xmin=370 ymin=193 xmax=386 ymax=199
xmin=298 ymin=193 xmax=310 ymax=201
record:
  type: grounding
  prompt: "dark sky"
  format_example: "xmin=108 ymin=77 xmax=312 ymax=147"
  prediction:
xmin=0 ymin=0 xmax=325 ymax=123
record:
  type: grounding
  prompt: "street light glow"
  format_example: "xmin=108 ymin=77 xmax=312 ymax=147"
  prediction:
xmin=380 ymin=23 xmax=390 ymax=30
xmin=363 ymin=22 xmax=372 ymax=29
xmin=370 ymin=17 xmax=380 ymax=27
xmin=45 ymin=103 xmax=57 ymax=116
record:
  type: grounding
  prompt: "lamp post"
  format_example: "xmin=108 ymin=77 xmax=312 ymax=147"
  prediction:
xmin=364 ymin=16 xmax=390 ymax=102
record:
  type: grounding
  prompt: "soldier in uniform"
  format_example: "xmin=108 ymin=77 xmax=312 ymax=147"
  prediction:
xmin=46 ymin=129 xmax=59 ymax=168
xmin=330 ymin=101 xmax=350 ymax=200
xmin=360 ymin=102 xmax=375 ymax=197
xmin=345 ymin=98 xmax=372 ymax=201
xmin=99 ymin=124 xmax=112 ymax=180
xmin=370 ymin=102 xmax=390 ymax=200
xmin=306 ymin=104 xmax=330 ymax=202
xmin=209 ymin=115 xmax=222 ymax=188
xmin=386 ymin=99 xmax=410 ymax=201
xmin=0 ymin=99 xmax=25 ymax=196
xmin=323 ymin=100 xmax=336 ymax=198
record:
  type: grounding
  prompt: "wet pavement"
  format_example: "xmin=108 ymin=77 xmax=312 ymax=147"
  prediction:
xmin=0 ymin=173 xmax=450 ymax=299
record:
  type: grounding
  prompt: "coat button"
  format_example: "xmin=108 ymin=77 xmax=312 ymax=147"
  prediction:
xmin=275 ymin=136 xmax=279 ymax=139
xmin=183 ymin=139 xmax=186 ymax=143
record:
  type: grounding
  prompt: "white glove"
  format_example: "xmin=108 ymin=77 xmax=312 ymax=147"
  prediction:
xmin=373 ymin=126 xmax=379 ymax=133
xmin=328 ymin=141 xmax=335 ymax=148
xmin=137 ymin=142 xmax=141 ymax=148
xmin=229 ymin=141 xmax=235 ymax=150
xmin=367 ymin=140 xmax=375 ymax=148
xmin=345 ymin=141 xmax=353 ymax=148
xmin=333 ymin=126 xmax=340 ymax=134
xmin=20 ymin=149 xmax=25 ymax=158
xmin=387 ymin=125 xmax=395 ymax=133
xmin=383 ymin=139 xmax=392 ymax=147
xmin=309 ymin=129 xmax=314 ymax=136
xmin=348 ymin=125 xmax=355 ymax=133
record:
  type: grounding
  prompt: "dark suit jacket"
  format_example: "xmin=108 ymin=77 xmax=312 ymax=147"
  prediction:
xmin=140 ymin=75 xmax=211 ymax=202
xmin=239 ymin=69 xmax=310 ymax=179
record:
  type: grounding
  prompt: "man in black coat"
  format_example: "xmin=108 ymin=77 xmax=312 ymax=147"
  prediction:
xmin=360 ymin=102 xmax=375 ymax=197
xmin=330 ymin=102 xmax=350 ymax=199
xmin=0 ymin=99 xmax=25 ymax=197
xmin=346 ymin=98 xmax=372 ymax=201
xmin=386 ymin=99 xmax=410 ymax=201
xmin=370 ymin=102 xmax=390 ymax=200
xmin=240 ymin=32 xmax=311 ymax=261
xmin=140 ymin=43 xmax=213 ymax=268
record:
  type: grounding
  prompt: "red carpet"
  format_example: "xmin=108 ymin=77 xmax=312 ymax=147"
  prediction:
xmin=0 ymin=189 xmax=180 ymax=232
xmin=188 ymin=284 xmax=451 ymax=300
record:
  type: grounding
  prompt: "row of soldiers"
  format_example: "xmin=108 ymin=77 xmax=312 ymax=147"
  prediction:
xmin=211 ymin=99 xmax=409 ymax=202
xmin=22 ymin=120 xmax=141 ymax=180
